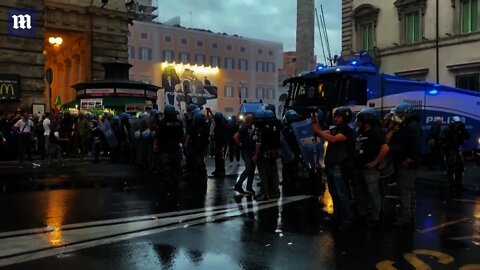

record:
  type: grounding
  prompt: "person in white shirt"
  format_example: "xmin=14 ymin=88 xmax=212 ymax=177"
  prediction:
xmin=42 ymin=113 xmax=51 ymax=159
xmin=13 ymin=113 xmax=34 ymax=164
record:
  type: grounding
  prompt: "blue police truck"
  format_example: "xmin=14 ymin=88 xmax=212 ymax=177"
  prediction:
xmin=283 ymin=53 xmax=480 ymax=163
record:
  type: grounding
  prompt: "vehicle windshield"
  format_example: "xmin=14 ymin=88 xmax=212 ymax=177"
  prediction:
xmin=288 ymin=75 xmax=340 ymax=108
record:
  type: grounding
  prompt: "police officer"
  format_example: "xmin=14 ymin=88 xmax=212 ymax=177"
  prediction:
xmin=253 ymin=110 xmax=281 ymax=201
xmin=312 ymin=107 xmax=355 ymax=230
xmin=233 ymin=113 xmax=256 ymax=195
xmin=389 ymin=102 xmax=422 ymax=227
xmin=154 ymin=105 xmax=185 ymax=182
xmin=212 ymin=112 xmax=229 ymax=178
xmin=281 ymin=110 xmax=302 ymax=195
xmin=441 ymin=116 xmax=470 ymax=194
xmin=354 ymin=108 xmax=389 ymax=227
xmin=185 ymin=112 xmax=210 ymax=181
xmin=185 ymin=104 xmax=199 ymax=134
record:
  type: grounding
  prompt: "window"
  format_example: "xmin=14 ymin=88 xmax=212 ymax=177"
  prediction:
xmin=181 ymin=38 xmax=187 ymax=45
xmin=140 ymin=32 xmax=148 ymax=39
xmin=197 ymin=40 xmax=204 ymax=47
xmin=239 ymin=59 xmax=248 ymax=71
xmin=128 ymin=46 xmax=135 ymax=59
xmin=162 ymin=50 xmax=174 ymax=62
xmin=256 ymin=88 xmax=264 ymax=99
xmin=139 ymin=47 xmax=152 ymax=61
xmin=456 ymin=73 xmax=480 ymax=91
xmin=179 ymin=52 xmax=190 ymax=64
xmin=195 ymin=54 xmax=205 ymax=65
xmin=225 ymin=107 xmax=234 ymax=114
xmin=165 ymin=36 xmax=172 ymax=42
xmin=225 ymin=57 xmax=234 ymax=69
xmin=258 ymin=49 xmax=263 ymax=55
xmin=256 ymin=61 xmax=265 ymax=72
xmin=212 ymin=42 xmax=218 ymax=49
xmin=267 ymin=88 xmax=275 ymax=100
xmin=227 ymin=45 xmax=232 ymax=51
xmin=240 ymin=86 xmax=248 ymax=99
xmin=404 ymin=12 xmax=420 ymax=44
xmin=266 ymin=62 xmax=276 ymax=73
xmin=268 ymin=50 xmax=273 ymax=56
xmin=360 ymin=23 xmax=374 ymax=52
xmin=240 ymin=47 xmax=246 ymax=52
xmin=211 ymin=56 xmax=221 ymax=67
xmin=224 ymin=85 xmax=234 ymax=97
xmin=462 ymin=0 xmax=478 ymax=33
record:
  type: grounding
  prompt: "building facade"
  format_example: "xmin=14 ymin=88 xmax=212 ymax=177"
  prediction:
xmin=0 ymin=0 xmax=133 ymax=113
xmin=128 ymin=21 xmax=283 ymax=115
xmin=342 ymin=0 xmax=480 ymax=91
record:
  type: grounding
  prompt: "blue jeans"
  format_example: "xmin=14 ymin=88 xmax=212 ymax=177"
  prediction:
xmin=235 ymin=150 xmax=255 ymax=190
xmin=355 ymin=168 xmax=382 ymax=221
xmin=326 ymin=164 xmax=352 ymax=222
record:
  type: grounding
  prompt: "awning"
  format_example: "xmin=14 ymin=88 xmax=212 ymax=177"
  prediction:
xmin=63 ymin=97 xmax=147 ymax=108
xmin=102 ymin=97 xmax=146 ymax=107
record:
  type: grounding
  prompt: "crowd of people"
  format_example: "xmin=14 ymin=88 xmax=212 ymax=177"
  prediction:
xmin=0 ymin=101 xmax=472 ymax=231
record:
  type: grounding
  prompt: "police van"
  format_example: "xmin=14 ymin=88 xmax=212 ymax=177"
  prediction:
xmin=283 ymin=53 xmax=480 ymax=163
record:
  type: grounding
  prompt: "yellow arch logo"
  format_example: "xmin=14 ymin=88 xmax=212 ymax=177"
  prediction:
xmin=0 ymin=84 xmax=15 ymax=95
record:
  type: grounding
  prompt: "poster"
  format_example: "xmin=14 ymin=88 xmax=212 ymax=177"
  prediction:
xmin=161 ymin=64 xmax=218 ymax=111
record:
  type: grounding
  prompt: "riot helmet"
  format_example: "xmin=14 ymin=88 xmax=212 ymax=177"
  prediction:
xmin=333 ymin=107 xmax=353 ymax=123
xmin=355 ymin=108 xmax=377 ymax=123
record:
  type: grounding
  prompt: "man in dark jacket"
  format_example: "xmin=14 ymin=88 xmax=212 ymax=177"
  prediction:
xmin=389 ymin=102 xmax=422 ymax=227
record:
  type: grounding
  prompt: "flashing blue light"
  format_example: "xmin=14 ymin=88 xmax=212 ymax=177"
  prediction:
xmin=351 ymin=60 xmax=358 ymax=65
xmin=427 ymin=89 xmax=439 ymax=95
xmin=316 ymin=66 xmax=324 ymax=71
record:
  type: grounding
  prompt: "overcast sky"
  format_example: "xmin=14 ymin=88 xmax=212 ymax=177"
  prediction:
xmin=156 ymin=0 xmax=341 ymax=62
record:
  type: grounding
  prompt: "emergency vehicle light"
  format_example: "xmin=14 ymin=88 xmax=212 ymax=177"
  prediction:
xmin=351 ymin=60 xmax=358 ymax=65
xmin=427 ymin=89 xmax=439 ymax=95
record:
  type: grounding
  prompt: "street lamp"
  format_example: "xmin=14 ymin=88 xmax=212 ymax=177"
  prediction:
xmin=48 ymin=37 xmax=63 ymax=47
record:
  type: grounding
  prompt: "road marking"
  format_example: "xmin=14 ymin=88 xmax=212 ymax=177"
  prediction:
xmin=376 ymin=260 xmax=397 ymax=270
xmin=453 ymin=199 xmax=480 ymax=205
xmin=417 ymin=217 xmax=470 ymax=234
xmin=460 ymin=265 xmax=480 ymax=270
xmin=0 ymin=198 xmax=278 ymax=239
xmin=0 ymin=195 xmax=310 ymax=267
xmin=448 ymin=236 xmax=480 ymax=241
xmin=413 ymin=250 xmax=454 ymax=264
xmin=384 ymin=195 xmax=399 ymax=199
xmin=403 ymin=252 xmax=431 ymax=270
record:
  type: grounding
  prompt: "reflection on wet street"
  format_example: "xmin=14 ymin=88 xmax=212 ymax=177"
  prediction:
xmin=0 ymin=161 xmax=479 ymax=269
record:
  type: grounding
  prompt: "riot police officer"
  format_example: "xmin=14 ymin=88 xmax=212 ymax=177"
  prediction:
xmin=154 ymin=105 xmax=185 ymax=182
xmin=281 ymin=110 xmax=302 ymax=195
xmin=212 ymin=112 xmax=229 ymax=178
xmin=185 ymin=112 xmax=210 ymax=181
xmin=389 ymin=102 xmax=421 ymax=227
xmin=312 ymin=106 xmax=355 ymax=230
xmin=442 ymin=116 xmax=470 ymax=193
xmin=254 ymin=110 xmax=281 ymax=201
xmin=233 ymin=113 xmax=256 ymax=195
xmin=354 ymin=108 xmax=389 ymax=227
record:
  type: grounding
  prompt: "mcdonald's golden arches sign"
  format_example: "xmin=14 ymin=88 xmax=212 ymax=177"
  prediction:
xmin=0 ymin=74 xmax=21 ymax=100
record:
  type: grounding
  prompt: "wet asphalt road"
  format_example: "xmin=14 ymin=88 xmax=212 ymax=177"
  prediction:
xmin=0 ymin=159 xmax=479 ymax=270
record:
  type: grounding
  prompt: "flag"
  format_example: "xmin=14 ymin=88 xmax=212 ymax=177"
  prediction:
xmin=54 ymin=96 xmax=61 ymax=112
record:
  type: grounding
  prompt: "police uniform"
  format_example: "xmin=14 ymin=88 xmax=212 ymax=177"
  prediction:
xmin=389 ymin=102 xmax=421 ymax=226
xmin=154 ymin=106 xmax=185 ymax=181
xmin=234 ymin=122 xmax=256 ymax=194
xmin=186 ymin=113 xmax=210 ymax=181
xmin=254 ymin=111 xmax=281 ymax=200
xmin=441 ymin=117 xmax=470 ymax=193
xmin=281 ymin=112 xmax=302 ymax=195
